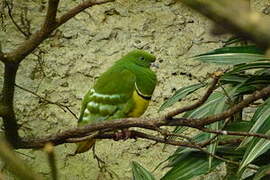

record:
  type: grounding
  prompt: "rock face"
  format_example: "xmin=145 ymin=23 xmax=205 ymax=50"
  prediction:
xmin=0 ymin=0 xmax=268 ymax=179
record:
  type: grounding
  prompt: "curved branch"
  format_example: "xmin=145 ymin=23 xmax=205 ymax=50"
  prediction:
xmin=195 ymin=85 xmax=270 ymax=126
xmin=58 ymin=0 xmax=114 ymax=26
xmin=5 ymin=0 xmax=114 ymax=63
xmin=5 ymin=1 xmax=30 ymax=38
xmin=166 ymin=74 xmax=220 ymax=119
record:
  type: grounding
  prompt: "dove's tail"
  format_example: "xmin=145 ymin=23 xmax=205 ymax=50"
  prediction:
xmin=75 ymin=139 xmax=96 ymax=154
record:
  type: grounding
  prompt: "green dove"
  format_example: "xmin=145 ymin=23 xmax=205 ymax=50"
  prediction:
xmin=76 ymin=50 xmax=157 ymax=153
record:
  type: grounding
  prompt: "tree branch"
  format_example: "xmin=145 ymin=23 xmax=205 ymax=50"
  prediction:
xmin=195 ymin=85 xmax=270 ymax=126
xmin=15 ymin=84 xmax=78 ymax=119
xmin=0 ymin=42 xmax=7 ymax=63
xmin=5 ymin=0 xmax=114 ymax=63
xmin=0 ymin=63 xmax=20 ymax=145
xmin=43 ymin=0 xmax=60 ymax=30
xmin=181 ymin=0 xmax=270 ymax=49
xmin=58 ymin=0 xmax=114 ymax=26
xmin=199 ymin=127 xmax=270 ymax=140
xmin=5 ymin=0 xmax=30 ymax=38
xmin=166 ymin=73 xmax=220 ymax=119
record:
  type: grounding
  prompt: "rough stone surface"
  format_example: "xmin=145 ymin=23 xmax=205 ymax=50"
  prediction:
xmin=0 ymin=0 xmax=268 ymax=179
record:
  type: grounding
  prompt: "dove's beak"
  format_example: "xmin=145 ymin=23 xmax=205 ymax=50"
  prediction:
xmin=151 ymin=62 xmax=159 ymax=68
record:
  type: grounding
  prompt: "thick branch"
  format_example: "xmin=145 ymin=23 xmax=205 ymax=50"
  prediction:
xmin=181 ymin=0 xmax=270 ymax=49
xmin=94 ymin=131 xmax=197 ymax=148
xmin=0 ymin=63 xmax=20 ymax=145
xmin=0 ymin=43 xmax=7 ymax=63
xmin=43 ymin=0 xmax=60 ymax=29
xmin=17 ymin=118 xmax=162 ymax=149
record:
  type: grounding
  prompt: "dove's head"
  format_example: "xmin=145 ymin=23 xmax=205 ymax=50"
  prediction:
xmin=122 ymin=50 xmax=156 ymax=68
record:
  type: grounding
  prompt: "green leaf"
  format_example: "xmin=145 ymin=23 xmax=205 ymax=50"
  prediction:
xmin=183 ymin=92 xmax=226 ymax=118
xmin=194 ymin=46 xmax=267 ymax=65
xmin=162 ymin=90 xmax=227 ymax=151
xmin=199 ymin=45 xmax=264 ymax=55
xmin=228 ymin=62 xmax=270 ymax=74
xmin=253 ymin=164 xmax=270 ymax=180
xmin=166 ymin=133 xmax=210 ymax=168
xmin=239 ymin=98 xmax=270 ymax=171
xmin=131 ymin=161 xmax=155 ymax=180
xmin=219 ymin=121 xmax=254 ymax=142
xmin=208 ymin=122 xmax=219 ymax=169
xmin=207 ymin=95 xmax=228 ymax=169
xmin=161 ymin=151 xmax=222 ymax=180
xmin=220 ymin=74 xmax=250 ymax=85
xmin=159 ymin=83 xmax=205 ymax=112
xmin=224 ymin=121 xmax=254 ymax=132
xmin=239 ymin=98 xmax=270 ymax=148
xmin=223 ymin=36 xmax=246 ymax=46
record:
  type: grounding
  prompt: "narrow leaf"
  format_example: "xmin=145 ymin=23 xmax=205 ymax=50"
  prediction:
xmin=159 ymin=83 xmax=205 ymax=112
xmin=228 ymin=62 xmax=270 ymax=74
xmin=239 ymin=98 xmax=270 ymax=147
xmin=253 ymin=164 xmax=270 ymax=180
xmin=239 ymin=98 xmax=270 ymax=171
xmin=220 ymin=74 xmax=250 ymax=85
xmin=194 ymin=46 xmax=267 ymax=65
xmin=161 ymin=151 xmax=222 ymax=180
xmin=223 ymin=36 xmax=246 ymax=46
xmin=131 ymin=161 xmax=155 ymax=180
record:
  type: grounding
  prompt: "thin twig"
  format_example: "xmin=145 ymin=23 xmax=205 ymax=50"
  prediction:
xmin=199 ymin=127 xmax=270 ymax=140
xmin=156 ymin=127 xmax=257 ymax=170
xmin=5 ymin=0 xmax=115 ymax=63
xmin=15 ymin=84 xmax=78 ymax=119
xmin=165 ymin=73 xmax=221 ymax=119
xmin=194 ymin=85 xmax=270 ymax=126
xmin=189 ymin=140 xmax=258 ymax=171
xmin=5 ymin=0 xmax=29 ymax=38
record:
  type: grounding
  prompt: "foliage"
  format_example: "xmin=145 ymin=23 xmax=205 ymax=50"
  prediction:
xmin=131 ymin=161 xmax=156 ymax=180
xmin=135 ymin=41 xmax=270 ymax=179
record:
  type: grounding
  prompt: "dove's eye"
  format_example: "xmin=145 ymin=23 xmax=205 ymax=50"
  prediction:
xmin=139 ymin=56 xmax=145 ymax=61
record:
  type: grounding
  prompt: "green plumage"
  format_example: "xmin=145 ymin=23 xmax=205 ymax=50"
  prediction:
xmin=76 ymin=50 xmax=157 ymax=153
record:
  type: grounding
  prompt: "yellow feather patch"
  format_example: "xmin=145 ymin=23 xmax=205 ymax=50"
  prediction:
xmin=128 ymin=90 xmax=150 ymax=117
